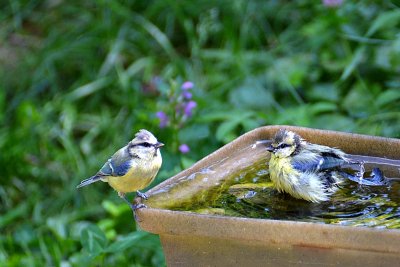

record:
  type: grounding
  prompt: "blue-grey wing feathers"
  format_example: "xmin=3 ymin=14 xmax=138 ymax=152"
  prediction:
xmin=110 ymin=160 xmax=132 ymax=176
xmin=100 ymin=156 xmax=132 ymax=177
xmin=77 ymin=144 xmax=135 ymax=188
xmin=103 ymin=147 xmax=133 ymax=176
xmin=77 ymin=152 xmax=132 ymax=188
xmin=97 ymin=159 xmax=114 ymax=176
xmin=92 ymin=146 xmax=133 ymax=177
xmin=292 ymin=155 xmax=346 ymax=172
xmin=291 ymin=153 xmax=389 ymax=186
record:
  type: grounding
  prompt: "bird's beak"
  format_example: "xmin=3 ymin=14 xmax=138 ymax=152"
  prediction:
xmin=155 ymin=142 xmax=164 ymax=148
xmin=266 ymin=145 xmax=275 ymax=153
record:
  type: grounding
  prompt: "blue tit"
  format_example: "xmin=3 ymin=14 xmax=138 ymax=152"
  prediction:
xmin=266 ymin=129 xmax=364 ymax=203
xmin=77 ymin=129 xmax=164 ymax=212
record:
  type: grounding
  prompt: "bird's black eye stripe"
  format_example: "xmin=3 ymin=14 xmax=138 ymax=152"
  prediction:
xmin=140 ymin=142 xmax=153 ymax=147
xmin=278 ymin=143 xmax=290 ymax=149
xmin=136 ymin=142 xmax=153 ymax=147
xmin=129 ymin=142 xmax=153 ymax=148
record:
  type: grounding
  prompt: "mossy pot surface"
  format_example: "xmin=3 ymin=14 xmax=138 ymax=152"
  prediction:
xmin=136 ymin=126 xmax=400 ymax=267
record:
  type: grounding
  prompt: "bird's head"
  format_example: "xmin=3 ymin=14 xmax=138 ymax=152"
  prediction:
xmin=266 ymin=129 xmax=302 ymax=158
xmin=128 ymin=129 xmax=164 ymax=158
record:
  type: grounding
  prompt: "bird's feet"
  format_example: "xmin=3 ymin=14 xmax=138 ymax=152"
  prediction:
xmin=117 ymin=191 xmax=148 ymax=221
xmin=136 ymin=190 xmax=149 ymax=200
xmin=131 ymin=203 xmax=147 ymax=210
xmin=130 ymin=203 xmax=147 ymax=222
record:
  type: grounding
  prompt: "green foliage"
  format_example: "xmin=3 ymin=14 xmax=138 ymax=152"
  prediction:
xmin=81 ymin=224 xmax=108 ymax=257
xmin=1 ymin=0 xmax=400 ymax=266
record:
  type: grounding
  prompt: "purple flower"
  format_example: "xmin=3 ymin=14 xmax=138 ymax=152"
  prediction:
xmin=323 ymin=0 xmax=343 ymax=7
xmin=181 ymin=81 xmax=194 ymax=90
xmin=156 ymin=111 xmax=169 ymax=128
xmin=183 ymin=100 xmax=197 ymax=117
xmin=179 ymin=144 xmax=190 ymax=154
xmin=182 ymin=91 xmax=192 ymax=100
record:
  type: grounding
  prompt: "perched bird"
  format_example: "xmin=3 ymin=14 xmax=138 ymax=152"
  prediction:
xmin=77 ymin=129 xmax=164 ymax=212
xmin=266 ymin=129 xmax=364 ymax=203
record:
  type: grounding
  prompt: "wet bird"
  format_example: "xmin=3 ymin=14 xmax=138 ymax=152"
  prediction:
xmin=266 ymin=129 xmax=365 ymax=202
xmin=77 ymin=129 xmax=164 ymax=213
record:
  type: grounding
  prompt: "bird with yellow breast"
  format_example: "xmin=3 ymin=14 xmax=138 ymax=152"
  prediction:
xmin=77 ymin=129 xmax=163 ymax=214
xmin=266 ymin=129 xmax=365 ymax=203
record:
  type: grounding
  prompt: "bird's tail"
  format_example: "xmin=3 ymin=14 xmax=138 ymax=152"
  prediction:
xmin=76 ymin=175 xmax=102 ymax=188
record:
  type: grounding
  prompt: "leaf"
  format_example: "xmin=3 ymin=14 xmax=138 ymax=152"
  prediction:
xmin=70 ymin=222 xmax=92 ymax=240
xmin=0 ymin=202 xmax=28 ymax=229
xmin=366 ymin=10 xmax=400 ymax=37
xmin=102 ymin=200 xmax=125 ymax=217
xmin=215 ymin=111 xmax=254 ymax=143
xmin=181 ymin=156 xmax=196 ymax=170
xmin=132 ymin=13 xmax=178 ymax=59
xmin=13 ymin=224 xmax=36 ymax=246
xmin=275 ymin=106 xmax=309 ymax=125
xmin=47 ymin=216 xmax=67 ymax=239
xmin=67 ymin=77 xmax=112 ymax=100
xmin=241 ymin=118 xmax=261 ymax=132
xmin=178 ymin=124 xmax=210 ymax=143
xmin=313 ymin=114 xmax=355 ymax=132
xmin=307 ymin=84 xmax=339 ymax=102
xmin=340 ymin=46 xmax=366 ymax=81
xmin=105 ymin=231 xmax=147 ymax=253
xmin=376 ymin=89 xmax=400 ymax=108
xmin=99 ymin=26 xmax=126 ymax=76
xmin=81 ymin=224 xmax=108 ymax=256
xmin=342 ymin=86 xmax=374 ymax=116
xmin=125 ymin=57 xmax=153 ymax=78
xmin=228 ymin=80 xmax=273 ymax=110
xmin=199 ymin=110 xmax=254 ymax=122
xmin=216 ymin=120 xmax=239 ymax=143
xmin=310 ymin=102 xmax=337 ymax=115
xmin=198 ymin=111 xmax=235 ymax=122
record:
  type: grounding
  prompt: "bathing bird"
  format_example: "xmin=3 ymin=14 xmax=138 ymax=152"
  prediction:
xmin=266 ymin=129 xmax=365 ymax=202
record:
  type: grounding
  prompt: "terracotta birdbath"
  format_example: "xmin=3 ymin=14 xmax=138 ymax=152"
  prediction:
xmin=136 ymin=126 xmax=400 ymax=267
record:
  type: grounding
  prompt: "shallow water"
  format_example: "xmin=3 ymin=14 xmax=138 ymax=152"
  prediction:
xmin=148 ymin=141 xmax=400 ymax=229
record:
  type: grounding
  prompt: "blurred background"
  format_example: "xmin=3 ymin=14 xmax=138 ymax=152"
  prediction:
xmin=1 ymin=0 xmax=400 ymax=266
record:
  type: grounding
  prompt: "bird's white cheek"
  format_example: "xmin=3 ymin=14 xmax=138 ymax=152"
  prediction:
xmin=276 ymin=148 xmax=291 ymax=158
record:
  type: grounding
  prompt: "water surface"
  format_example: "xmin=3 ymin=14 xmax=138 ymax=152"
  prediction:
xmin=148 ymin=141 xmax=400 ymax=229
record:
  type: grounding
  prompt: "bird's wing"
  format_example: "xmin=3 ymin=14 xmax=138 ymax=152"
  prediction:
xmin=306 ymin=143 xmax=347 ymax=160
xmin=339 ymin=168 xmax=389 ymax=186
xmin=97 ymin=160 xmax=114 ymax=176
xmin=292 ymin=152 xmax=346 ymax=172
xmin=98 ymin=147 xmax=133 ymax=177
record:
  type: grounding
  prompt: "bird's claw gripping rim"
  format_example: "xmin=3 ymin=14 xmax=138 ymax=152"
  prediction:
xmin=131 ymin=203 xmax=147 ymax=222
xmin=136 ymin=190 xmax=149 ymax=200
xmin=131 ymin=203 xmax=147 ymax=210
xmin=119 ymin=193 xmax=148 ymax=220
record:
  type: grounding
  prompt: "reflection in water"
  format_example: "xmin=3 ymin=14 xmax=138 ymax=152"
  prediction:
xmin=147 ymin=141 xmax=400 ymax=229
